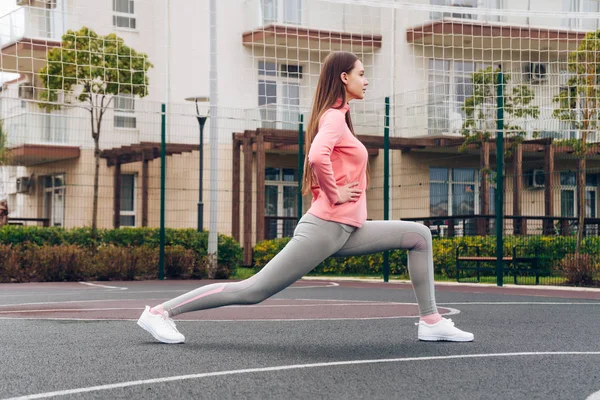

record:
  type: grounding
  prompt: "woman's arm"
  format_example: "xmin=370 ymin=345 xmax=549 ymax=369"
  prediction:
xmin=308 ymin=110 xmax=345 ymax=205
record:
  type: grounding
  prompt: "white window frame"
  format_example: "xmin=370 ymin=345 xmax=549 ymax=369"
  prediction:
xmin=120 ymin=173 xmax=136 ymax=227
xmin=114 ymin=93 xmax=137 ymax=130
xmin=563 ymin=0 xmax=600 ymax=30
xmin=560 ymin=171 xmax=598 ymax=218
xmin=43 ymin=174 xmax=66 ymax=227
xmin=112 ymin=0 xmax=137 ymax=30
xmin=430 ymin=167 xmax=482 ymax=216
xmin=261 ymin=0 xmax=302 ymax=25
xmin=429 ymin=0 xmax=503 ymax=21
xmin=265 ymin=168 xmax=298 ymax=239
xmin=258 ymin=61 xmax=303 ymax=130
xmin=428 ymin=59 xmax=491 ymax=135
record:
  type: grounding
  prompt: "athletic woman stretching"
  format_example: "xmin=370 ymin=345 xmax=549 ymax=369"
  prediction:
xmin=137 ymin=51 xmax=474 ymax=344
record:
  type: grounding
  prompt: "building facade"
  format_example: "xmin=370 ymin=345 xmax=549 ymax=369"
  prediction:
xmin=0 ymin=0 xmax=599 ymax=263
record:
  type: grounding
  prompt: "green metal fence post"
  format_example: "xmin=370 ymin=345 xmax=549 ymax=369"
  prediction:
xmin=159 ymin=103 xmax=166 ymax=280
xmin=383 ymin=97 xmax=390 ymax=283
xmin=297 ymin=114 xmax=304 ymax=222
xmin=496 ymin=71 xmax=505 ymax=287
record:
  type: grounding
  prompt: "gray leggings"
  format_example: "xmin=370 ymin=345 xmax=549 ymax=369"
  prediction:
xmin=162 ymin=213 xmax=437 ymax=317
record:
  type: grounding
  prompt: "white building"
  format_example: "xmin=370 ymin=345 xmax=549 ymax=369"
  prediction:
xmin=0 ymin=0 xmax=599 ymax=264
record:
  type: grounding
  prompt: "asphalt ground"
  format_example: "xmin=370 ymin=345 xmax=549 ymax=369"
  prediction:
xmin=1 ymin=279 xmax=599 ymax=400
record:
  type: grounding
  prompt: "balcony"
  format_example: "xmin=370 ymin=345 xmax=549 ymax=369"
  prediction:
xmin=2 ymin=111 xmax=80 ymax=166
xmin=407 ymin=19 xmax=586 ymax=57
xmin=0 ymin=6 xmax=64 ymax=73
xmin=242 ymin=0 xmax=382 ymax=53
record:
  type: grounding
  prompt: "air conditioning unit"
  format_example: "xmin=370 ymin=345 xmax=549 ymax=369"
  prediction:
xmin=530 ymin=169 xmax=545 ymax=189
xmin=15 ymin=177 xmax=31 ymax=194
xmin=524 ymin=63 xmax=547 ymax=84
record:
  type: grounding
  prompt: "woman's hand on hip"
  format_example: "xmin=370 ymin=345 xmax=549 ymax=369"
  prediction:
xmin=336 ymin=182 xmax=362 ymax=204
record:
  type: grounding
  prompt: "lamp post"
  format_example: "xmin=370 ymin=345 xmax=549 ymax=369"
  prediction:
xmin=185 ymin=96 xmax=209 ymax=231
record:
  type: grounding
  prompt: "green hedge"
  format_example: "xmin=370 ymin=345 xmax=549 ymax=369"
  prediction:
xmin=253 ymin=235 xmax=600 ymax=282
xmin=0 ymin=226 xmax=242 ymax=283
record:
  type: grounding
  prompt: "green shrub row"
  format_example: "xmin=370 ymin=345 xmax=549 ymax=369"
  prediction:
xmin=0 ymin=226 xmax=242 ymax=282
xmin=253 ymin=235 xmax=600 ymax=284
xmin=0 ymin=244 xmax=206 ymax=283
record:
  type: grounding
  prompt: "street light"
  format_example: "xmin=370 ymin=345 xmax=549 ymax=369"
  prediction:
xmin=185 ymin=96 xmax=210 ymax=231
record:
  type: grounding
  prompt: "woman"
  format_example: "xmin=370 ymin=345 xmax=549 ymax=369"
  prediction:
xmin=137 ymin=51 xmax=474 ymax=344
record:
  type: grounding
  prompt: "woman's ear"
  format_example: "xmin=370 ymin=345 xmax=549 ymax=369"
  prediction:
xmin=340 ymin=71 xmax=348 ymax=85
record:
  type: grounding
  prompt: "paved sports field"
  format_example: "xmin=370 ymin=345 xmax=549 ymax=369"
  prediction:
xmin=1 ymin=278 xmax=599 ymax=399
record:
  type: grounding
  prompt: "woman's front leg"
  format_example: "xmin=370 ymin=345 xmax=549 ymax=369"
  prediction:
xmin=333 ymin=220 xmax=436 ymax=316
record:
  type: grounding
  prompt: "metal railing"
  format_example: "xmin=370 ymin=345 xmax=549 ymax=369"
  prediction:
xmin=0 ymin=6 xmax=65 ymax=47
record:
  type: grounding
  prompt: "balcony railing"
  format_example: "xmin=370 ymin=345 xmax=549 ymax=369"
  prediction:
xmin=3 ymin=111 xmax=70 ymax=147
xmin=243 ymin=0 xmax=382 ymax=35
xmin=0 ymin=6 xmax=64 ymax=47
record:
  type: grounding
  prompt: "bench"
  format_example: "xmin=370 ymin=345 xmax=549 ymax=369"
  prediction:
xmin=455 ymin=245 xmax=540 ymax=284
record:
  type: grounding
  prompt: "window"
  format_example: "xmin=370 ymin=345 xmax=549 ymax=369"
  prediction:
xmin=43 ymin=174 xmax=65 ymax=227
xmin=560 ymin=170 xmax=598 ymax=235
xmin=114 ymin=94 xmax=136 ymax=129
xmin=560 ymin=171 xmax=598 ymax=219
xmin=120 ymin=174 xmax=136 ymax=227
xmin=258 ymin=61 xmax=302 ymax=130
xmin=265 ymin=168 xmax=298 ymax=239
xmin=430 ymin=0 xmax=503 ymax=21
xmin=261 ymin=0 xmax=302 ymax=25
xmin=428 ymin=59 xmax=490 ymax=135
xmin=430 ymin=167 xmax=485 ymax=236
xmin=563 ymin=0 xmax=600 ymax=30
xmin=113 ymin=0 xmax=136 ymax=29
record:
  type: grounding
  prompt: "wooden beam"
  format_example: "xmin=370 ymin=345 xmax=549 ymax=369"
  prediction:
xmin=243 ymin=133 xmax=253 ymax=266
xmin=113 ymin=162 xmax=121 ymax=229
xmin=513 ymin=143 xmax=525 ymax=235
xmin=232 ymin=136 xmax=241 ymax=243
xmin=255 ymin=132 xmax=266 ymax=244
xmin=543 ymin=144 xmax=555 ymax=235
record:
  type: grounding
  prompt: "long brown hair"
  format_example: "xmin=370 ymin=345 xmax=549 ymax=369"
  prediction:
xmin=301 ymin=51 xmax=358 ymax=195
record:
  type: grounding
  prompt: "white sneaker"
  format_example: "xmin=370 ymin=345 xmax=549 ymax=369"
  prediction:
xmin=417 ymin=318 xmax=474 ymax=342
xmin=137 ymin=306 xmax=185 ymax=344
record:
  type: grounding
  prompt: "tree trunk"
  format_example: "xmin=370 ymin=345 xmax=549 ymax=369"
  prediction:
xmin=92 ymin=136 xmax=100 ymax=234
xmin=576 ymin=156 xmax=586 ymax=254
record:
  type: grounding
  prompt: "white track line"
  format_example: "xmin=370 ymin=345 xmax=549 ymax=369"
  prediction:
xmin=5 ymin=351 xmax=600 ymax=400
xmin=288 ymin=282 xmax=339 ymax=289
xmin=0 ymin=282 xmax=335 ymax=299
xmin=78 ymin=282 xmax=128 ymax=290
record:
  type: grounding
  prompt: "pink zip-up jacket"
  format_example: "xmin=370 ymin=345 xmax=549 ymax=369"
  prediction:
xmin=306 ymin=101 xmax=369 ymax=228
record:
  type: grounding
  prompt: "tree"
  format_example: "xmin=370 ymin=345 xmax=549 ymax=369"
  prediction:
xmin=0 ymin=120 xmax=8 ymax=166
xmin=460 ymin=66 xmax=539 ymax=233
xmin=461 ymin=66 xmax=539 ymax=153
xmin=553 ymin=30 xmax=600 ymax=254
xmin=39 ymin=27 xmax=153 ymax=232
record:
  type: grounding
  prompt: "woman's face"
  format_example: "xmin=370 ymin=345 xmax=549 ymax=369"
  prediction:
xmin=341 ymin=60 xmax=368 ymax=101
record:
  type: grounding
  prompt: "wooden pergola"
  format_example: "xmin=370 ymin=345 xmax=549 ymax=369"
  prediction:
xmin=231 ymin=129 xmax=466 ymax=265
xmin=101 ymin=142 xmax=198 ymax=228
xmin=232 ymin=131 xmax=600 ymax=266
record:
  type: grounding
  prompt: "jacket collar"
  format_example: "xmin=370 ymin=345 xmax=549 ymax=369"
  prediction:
xmin=332 ymin=98 xmax=350 ymax=113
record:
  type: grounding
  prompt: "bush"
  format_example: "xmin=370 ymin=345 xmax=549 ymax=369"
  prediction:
xmin=0 ymin=226 xmax=243 ymax=281
xmin=165 ymin=245 xmax=202 ymax=279
xmin=0 ymin=244 xmax=26 ymax=283
xmin=24 ymin=244 xmax=89 ymax=282
xmin=558 ymin=254 xmax=599 ymax=286
xmin=91 ymin=245 xmax=158 ymax=281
